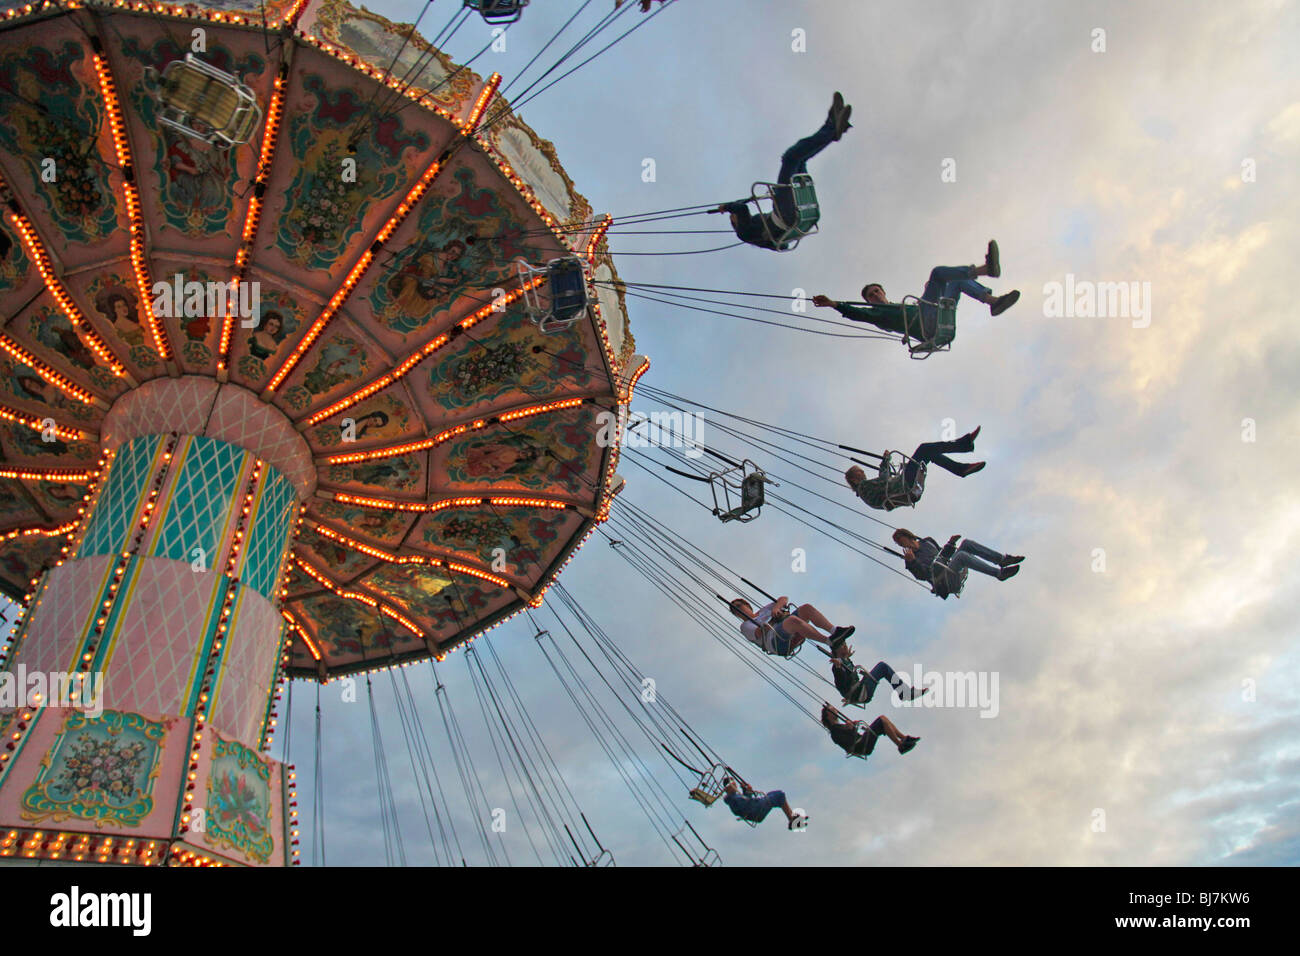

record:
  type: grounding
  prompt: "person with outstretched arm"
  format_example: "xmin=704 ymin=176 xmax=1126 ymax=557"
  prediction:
xmin=893 ymin=528 xmax=1025 ymax=599
xmin=812 ymin=241 xmax=1020 ymax=346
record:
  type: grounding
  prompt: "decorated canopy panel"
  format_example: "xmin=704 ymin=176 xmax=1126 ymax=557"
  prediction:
xmin=0 ymin=0 xmax=644 ymax=678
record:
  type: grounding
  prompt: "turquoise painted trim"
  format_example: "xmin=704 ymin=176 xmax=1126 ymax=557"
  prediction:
xmin=152 ymin=436 xmax=247 ymax=566
xmin=78 ymin=435 xmax=163 ymax=558
xmin=181 ymin=575 xmax=231 ymax=720
xmin=241 ymin=470 xmax=297 ymax=600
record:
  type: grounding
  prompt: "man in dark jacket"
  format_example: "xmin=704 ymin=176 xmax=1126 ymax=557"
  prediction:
xmin=845 ymin=426 xmax=985 ymax=511
xmin=712 ymin=92 xmax=852 ymax=250
xmin=832 ymin=657 xmax=928 ymax=706
xmin=892 ymin=528 xmax=1025 ymax=598
xmin=812 ymin=241 xmax=1020 ymax=344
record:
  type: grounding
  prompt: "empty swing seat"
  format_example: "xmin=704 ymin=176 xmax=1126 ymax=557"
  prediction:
xmin=156 ymin=54 xmax=262 ymax=148
xmin=688 ymin=764 xmax=728 ymax=807
xmin=464 ymin=0 xmax=529 ymax=23
xmin=517 ymin=255 xmax=591 ymax=333
xmin=711 ymin=460 xmax=775 ymax=523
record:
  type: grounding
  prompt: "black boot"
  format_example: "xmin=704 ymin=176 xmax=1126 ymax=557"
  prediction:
xmin=990 ymin=290 xmax=1020 ymax=316
xmin=985 ymin=240 xmax=1001 ymax=278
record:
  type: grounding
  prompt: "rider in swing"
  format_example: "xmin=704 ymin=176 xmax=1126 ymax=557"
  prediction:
xmin=721 ymin=777 xmax=808 ymax=830
xmin=821 ymin=703 xmax=920 ymax=758
xmin=845 ymin=425 xmax=986 ymax=512
xmin=812 ymin=242 xmax=1020 ymax=344
xmin=831 ymin=656 xmax=928 ymax=706
xmin=729 ymin=596 xmax=854 ymax=658
xmin=712 ymin=92 xmax=853 ymax=250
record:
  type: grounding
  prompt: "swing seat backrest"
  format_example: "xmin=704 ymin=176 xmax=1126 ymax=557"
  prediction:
xmin=880 ymin=453 xmax=924 ymax=509
xmin=466 ymin=0 xmax=528 ymax=23
xmin=750 ymin=175 xmax=820 ymax=250
xmin=547 ymin=257 xmax=589 ymax=321
xmin=844 ymin=669 xmax=877 ymax=706
xmin=848 ymin=725 xmax=877 ymax=758
xmin=772 ymin=174 xmax=821 ymax=233
xmin=930 ymin=555 xmax=968 ymax=598
xmin=739 ymin=472 xmax=767 ymax=510
xmin=899 ymin=296 xmax=957 ymax=359
xmin=518 ymin=256 xmax=589 ymax=333
xmin=158 ymin=55 xmax=261 ymax=147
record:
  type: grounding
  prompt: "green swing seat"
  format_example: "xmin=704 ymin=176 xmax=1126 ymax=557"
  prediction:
xmin=899 ymin=295 xmax=957 ymax=359
xmin=750 ymin=173 xmax=820 ymax=250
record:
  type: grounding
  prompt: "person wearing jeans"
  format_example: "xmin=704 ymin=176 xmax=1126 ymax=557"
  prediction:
xmin=893 ymin=528 xmax=1025 ymax=598
xmin=721 ymin=777 xmax=807 ymax=830
xmin=728 ymin=596 xmax=855 ymax=658
xmin=832 ymin=657 xmax=929 ymax=705
xmin=845 ymin=425 xmax=986 ymax=511
xmin=919 ymin=265 xmax=995 ymax=320
xmin=947 ymin=538 xmax=1016 ymax=578
xmin=713 ymin=92 xmax=852 ymax=250
xmin=811 ymin=240 xmax=1021 ymax=341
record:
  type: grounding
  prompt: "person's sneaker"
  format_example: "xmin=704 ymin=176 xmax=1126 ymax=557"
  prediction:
xmin=967 ymin=425 xmax=981 ymax=443
xmin=985 ymin=240 xmax=1001 ymax=278
xmin=829 ymin=625 xmax=855 ymax=650
xmin=789 ymin=813 xmax=809 ymax=830
xmin=990 ymin=290 xmax=1020 ymax=316
xmin=903 ymin=684 xmax=930 ymax=702
xmin=962 ymin=461 xmax=986 ymax=477
xmin=1000 ymin=554 xmax=1025 ymax=567
xmin=997 ymin=564 xmax=1021 ymax=581
xmin=898 ymin=735 xmax=921 ymax=755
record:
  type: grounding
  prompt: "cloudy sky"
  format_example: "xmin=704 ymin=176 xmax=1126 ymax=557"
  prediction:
xmin=256 ymin=0 xmax=1300 ymax=866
